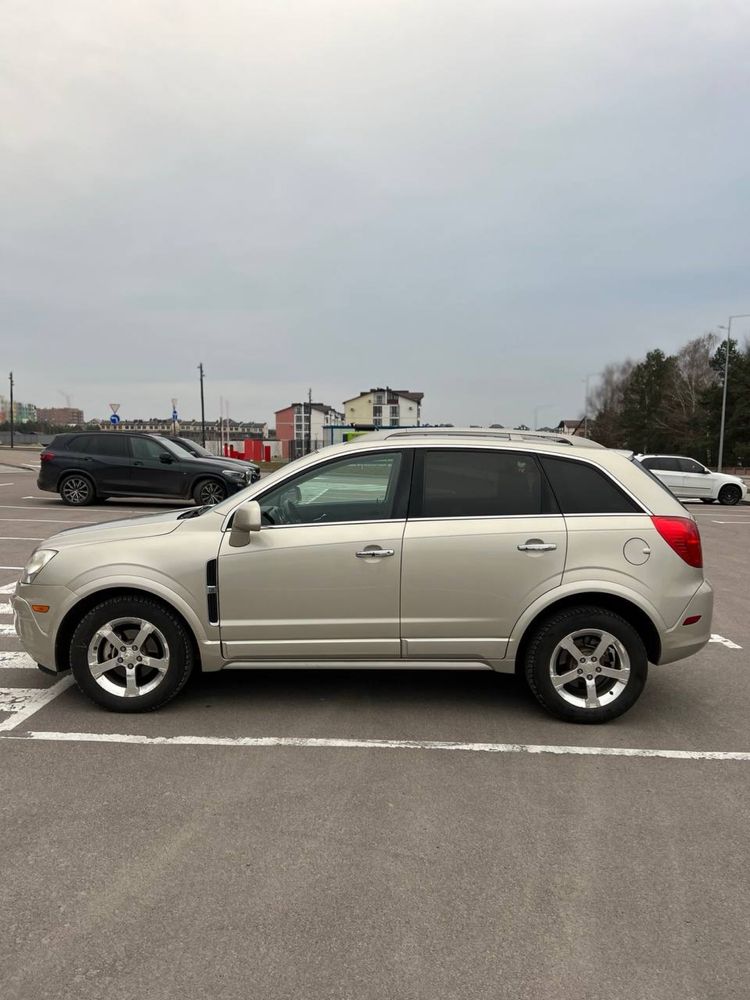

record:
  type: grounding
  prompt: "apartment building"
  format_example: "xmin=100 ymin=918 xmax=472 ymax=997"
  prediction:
xmin=342 ymin=388 xmax=423 ymax=428
xmin=275 ymin=402 xmax=345 ymax=459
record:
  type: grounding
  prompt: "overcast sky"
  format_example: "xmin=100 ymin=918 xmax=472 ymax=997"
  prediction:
xmin=2 ymin=0 xmax=749 ymax=428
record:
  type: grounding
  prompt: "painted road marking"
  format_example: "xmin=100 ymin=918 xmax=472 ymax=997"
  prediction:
xmin=0 ymin=602 xmax=10 ymax=614
xmin=0 ymin=583 xmax=18 ymax=594
xmin=0 ymin=623 xmax=17 ymax=635
xmin=3 ymin=729 xmax=750 ymax=762
xmin=0 ymin=517 xmax=95 ymax=524
xmin=0 ymin=678 xmax=73 ymax=732
xmin=0 ymin=566 xmax=23 ymax=571
xmin=710 ymin=634 xmax=743 ymax=649
xmin=0 ymin=652 xmax=37 ymax=670
xmin=0 ymin=536 xmax=44 ymax=541
xmin=712 ymin=520 xmax=750 ymax=524
xmin=0 ymin=483 xmax=13 ymax=487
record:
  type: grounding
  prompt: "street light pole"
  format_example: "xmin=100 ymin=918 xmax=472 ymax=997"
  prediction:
xmin=717 ymin=314 xmax=750 ymax=472
xmin=198 ymin=362 xmax=206 ymax=447
xmin=8 ymin=371 xmax=14 ymax=449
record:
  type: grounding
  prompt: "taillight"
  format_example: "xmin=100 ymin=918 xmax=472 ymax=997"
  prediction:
xmin=40 ymin=451 xmax=55 ymax=462
xmin=651 ymin=516 xmax=703 ymax=568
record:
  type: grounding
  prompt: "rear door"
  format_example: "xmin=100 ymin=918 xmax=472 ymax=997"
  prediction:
xmin=400 ymin=449 xmax=566 ymax=663
xmin=641 ymin=456 xmax=683 ymax=496
xmin=74 ymin=434 xmax=132 ymax=494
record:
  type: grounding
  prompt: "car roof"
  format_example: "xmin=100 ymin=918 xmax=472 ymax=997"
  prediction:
xmin=353 ymin=427 xmax=604 ymax=449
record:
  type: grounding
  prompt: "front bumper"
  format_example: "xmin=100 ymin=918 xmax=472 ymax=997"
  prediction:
xmin=12 ymin=585 xmax=73 ymax=673
xmin=658 ymin=579 xmax=714 ymax=665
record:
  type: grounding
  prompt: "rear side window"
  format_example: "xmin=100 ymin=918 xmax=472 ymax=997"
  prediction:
xmin=642 ymin=456 xmax=680 ymax=472
xmin=414 ymin=450 xmax=558 ymax=518
xmin=540 ymin=456 xmax=641 ymax=514
xmin=95 ymin=434 xmax=129 ymax=457
xmin=69 ymin=435 xmax=100 ymax=454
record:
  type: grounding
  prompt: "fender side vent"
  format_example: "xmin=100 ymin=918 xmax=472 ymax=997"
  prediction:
xmin=206 ymin=559 xmax=219 ymax=625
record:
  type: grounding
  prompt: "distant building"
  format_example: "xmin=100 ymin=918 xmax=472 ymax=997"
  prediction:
xmin=557 ymin=419 xmax=585 ymax=436
xmin=36 ymin=406 xmax=85 ymax=426
xmin=342 ymin=388 xmax=423 ymax=428
xmin=275 ymin=402 xmax=345 ymax=459
xmin=0 ymin=396 xmax=37 ymax=423
xmin=113 ymin=418 xmax=268 ymax=438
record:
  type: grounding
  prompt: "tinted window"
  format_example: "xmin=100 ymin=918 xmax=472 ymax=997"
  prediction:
xmin=70 ymin=435 xmax=102 ymax=454
xmin=95 ymin=434 xmax=129 ymax=458
xmin=540 ymin=456 xmax=641 ymax=514
xmin=260 ymin=452 xmax=405 ymax=525
xmin=679 ymin=458 xmax=705 ymax=474
xmin=416 ymin=450 xmax=555 ymax=518
xmin=643 ymin=456 xmax=680 ymax=472
xmin=131 ymin=437 xmax=170 ymax=462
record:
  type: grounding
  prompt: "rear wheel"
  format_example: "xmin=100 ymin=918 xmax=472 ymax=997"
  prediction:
xmin=192 ymin=478 xmax=227 ymax=505
xmin=524 ymin=606 xmax=648 ymax=723
xmin=70 ymin=596 xmax=194 ymax=711
xmin=718 ymin=485 xmax=742 ymax=506
xmin=59 ymin=473 xmax=96 ymax=506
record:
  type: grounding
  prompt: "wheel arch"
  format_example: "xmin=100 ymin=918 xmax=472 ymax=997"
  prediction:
xmin=513 ymin=591 xmax=662 ymax=670
xmin=55 ymin=587 xmax=202 ymax=674
xmin=56 ymin=468 xmax=97 ymax=492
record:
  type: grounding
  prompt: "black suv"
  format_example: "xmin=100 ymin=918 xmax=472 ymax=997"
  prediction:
xmin=38 ymin=432 xmax=253 ymax=506
xmin=162 ymin=436 xmax=260 ymax=482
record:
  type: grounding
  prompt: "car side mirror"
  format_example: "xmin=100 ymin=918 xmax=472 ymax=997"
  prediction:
xmin=229 ymin=500 xmax=262 ymax=547
xmin=702 ymin=467 xmax=711 ymax=474
xmin=159 ymin=453 xmax=173 ymax=464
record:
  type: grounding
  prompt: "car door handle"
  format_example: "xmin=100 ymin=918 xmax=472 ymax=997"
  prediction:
xmin=517 ymin=541 xmax=557 ymax=552
xmin=356 ymin=548 xmax=395 ymax=559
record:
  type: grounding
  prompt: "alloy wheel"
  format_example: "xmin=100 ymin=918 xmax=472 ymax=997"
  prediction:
xmin=61 ymin=477 xmax=91 ymax=504
xmin=86 ymin=617 xmax=171 ymax=699
xmin=549 ymin=628 xmax=631 ymax=710
xmin=199 ymin=481 xmax=225 ymax=505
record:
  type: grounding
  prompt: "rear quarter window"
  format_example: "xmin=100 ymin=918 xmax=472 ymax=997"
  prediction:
xmin=540 ymin=456 xmax=641 ymax=514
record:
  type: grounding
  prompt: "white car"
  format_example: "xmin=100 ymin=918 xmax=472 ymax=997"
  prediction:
xmin=637 ymin=455 xmax=747 ymax=505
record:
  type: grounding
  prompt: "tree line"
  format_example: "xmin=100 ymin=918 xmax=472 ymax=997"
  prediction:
xmin=588 ymin=333 xmax=750 ymax=467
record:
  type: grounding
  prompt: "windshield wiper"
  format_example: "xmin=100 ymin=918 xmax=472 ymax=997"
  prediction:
xmin=178 ymin=505 xmax=211 ymax=519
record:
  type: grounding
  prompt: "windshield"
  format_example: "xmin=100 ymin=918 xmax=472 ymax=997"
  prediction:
xmin=159 ymin=437 xmax=200 ymax=460
xmin=183 ymin=440 xmax=214 ymax=458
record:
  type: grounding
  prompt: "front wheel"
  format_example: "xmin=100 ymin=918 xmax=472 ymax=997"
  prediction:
xmin=524 ymin=607 xmax=648 ymax=723
xmin=192 ymin=479 xmax=227 ymax=505
xmin=718 ymin=485 xmax=742 ymax=506
xmin=70 ymin=596 xmax=194 ymax=711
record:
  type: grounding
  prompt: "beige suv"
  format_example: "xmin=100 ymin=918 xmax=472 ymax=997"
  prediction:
xmin=13 ymin=429 xmax=713 ymax=723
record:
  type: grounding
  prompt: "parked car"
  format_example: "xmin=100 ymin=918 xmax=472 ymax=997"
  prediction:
xmin=16 ymin=428 xmax=712 ymax=723
xmin=636 ymin=454 xmax=747 ymax=505
xmin=37 ymin=432 xmax=253 ymax=506
xmin=164 ymin=436 xmax=260 ymax=482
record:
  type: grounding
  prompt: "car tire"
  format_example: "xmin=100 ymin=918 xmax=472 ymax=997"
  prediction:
xmin=718 ymin=485 xmax=742 ymax=506
xmin=192 ymin=478 xmax=228 ymax=505
xmin=524 ymin=606 xmax=648 ymax=724
xmin=69 ymin=595 xmax=194 ymax=712
xmin=59 ymin=473 xmax=96 ymax=506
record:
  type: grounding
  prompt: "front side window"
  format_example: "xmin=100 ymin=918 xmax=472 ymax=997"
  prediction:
xmin=540 ymin=456 xmax=641 ymax=514
xmin=131 ymin=437 xmax=170 ymax=462
xmin=414 ymin=450 xmax=555 ymax=518
xmin=259 ymin=451 xmax=406 ymax=525
xmin=679 ymin=458 xmax=705 ymax=474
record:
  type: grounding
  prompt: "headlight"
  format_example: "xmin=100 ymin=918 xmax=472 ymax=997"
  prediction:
xmin=21 ymin=549 xmax=58 ymax=585
xmin=221 ymin=468 xmax=246 ymax=481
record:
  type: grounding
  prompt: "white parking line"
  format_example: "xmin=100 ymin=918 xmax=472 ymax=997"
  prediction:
xmin=0 ymin=678 xmax=73 ymax=732
xmin=0 ymin=566 xmax=23 ymax=571
xmin=0 ymin=537 xmax=44 ymax=541
xmin=710 ymin=634 xmax=743 ymax=649
xmin=712 ymin=520 xmax=750 ymax=525
xmin=0 ymin=583 xmax=18 ymax=594
xmin=0 ymin=623 xmax=16 ymax=635
xmin=0 ymin=652 xmax=37 ymax=670
xmin=0 ymin=518 xmax=95 ymax=524
xmin=3 ymin=729 xmax=750 ymax=761
xmin=0 ymin=602 xmax=11 ymax=614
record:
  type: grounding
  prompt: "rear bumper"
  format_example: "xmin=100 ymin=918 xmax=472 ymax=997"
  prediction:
xmin=658 ymin=579 xmax=713 ymax=665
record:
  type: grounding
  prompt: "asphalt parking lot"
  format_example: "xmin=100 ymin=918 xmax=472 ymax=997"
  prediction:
xmin=1 ymin=463 xmax=749 ymax=1000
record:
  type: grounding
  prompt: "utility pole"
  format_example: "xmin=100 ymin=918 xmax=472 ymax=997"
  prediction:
xmin=198 ymin=362 xmax=206 ymax=447
xmin=306 ymin=388 xmax=312 ymax=455
xmin=8 ymin=371 xmax=14 ymax=449
xmin=717 ymin=314 xmax=750 ymax=472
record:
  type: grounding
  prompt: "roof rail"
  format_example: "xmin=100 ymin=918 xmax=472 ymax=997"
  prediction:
xmin=379 ymin=427 xmax=603 ymax=449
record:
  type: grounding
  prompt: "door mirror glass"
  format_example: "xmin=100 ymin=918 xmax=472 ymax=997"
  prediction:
xmin=229 ymin=500 xmax=262 ymax=547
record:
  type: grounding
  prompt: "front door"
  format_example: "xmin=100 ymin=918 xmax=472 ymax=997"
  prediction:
xmin=401 ymin=449 xmax=566 ymax=663
xmin=217 ymin=450 xmax=411 ymax=661
xmin=678 ymin=458 xmax=712 ymax=497
xmin=129 ymin=437 xmax=189 ymax=498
